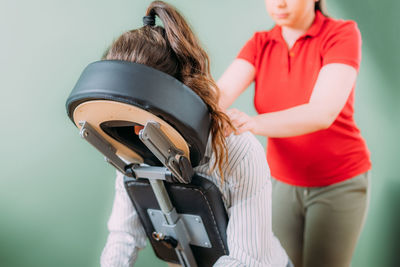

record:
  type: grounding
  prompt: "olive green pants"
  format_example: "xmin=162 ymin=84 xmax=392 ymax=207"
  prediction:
xmin=272 ymin=172 xmax=370 ymax=267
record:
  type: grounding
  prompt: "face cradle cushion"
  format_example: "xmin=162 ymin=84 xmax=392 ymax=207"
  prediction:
xmin=66 ymin=60 xmax=211 ymax=167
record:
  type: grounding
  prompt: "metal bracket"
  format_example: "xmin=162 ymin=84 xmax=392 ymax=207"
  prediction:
xmin=79 ymin=121 xmax=178 ymax=181
xmin=132 ymin=165 xmax=173 ymax=182
xmin=148 ymin=209 xmax=212 ymax=248
xmin=139 ymin=121 xmax=193 ymax=184
xmin=79 ymin=121 xmax=133 ymax=176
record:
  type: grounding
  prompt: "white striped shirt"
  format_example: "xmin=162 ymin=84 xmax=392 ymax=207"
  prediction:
xmin=100 ymin=132 xmax=288 ymax=266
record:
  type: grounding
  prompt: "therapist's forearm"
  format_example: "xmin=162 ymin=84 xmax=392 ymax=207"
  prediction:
xmin=252 ymin=103 xmax=335 ymax=138
xmin=218 ymin=88 xmax=235 ymax=111
xmin=217 ymin=59 xmax=256 ymax=111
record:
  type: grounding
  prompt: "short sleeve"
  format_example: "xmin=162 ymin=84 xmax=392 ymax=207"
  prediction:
xmin=237 ymin=33 xmax=258 ymax=66
xmin=322 ymin=21 xmax=362 ymax=70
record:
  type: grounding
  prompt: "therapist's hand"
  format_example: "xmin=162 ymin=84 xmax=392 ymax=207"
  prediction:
xmin=225 ymin=108 xmax=257 ymax=136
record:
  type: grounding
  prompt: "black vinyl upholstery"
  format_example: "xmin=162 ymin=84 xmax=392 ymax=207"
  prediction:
xmin=124 ymin=174 xmax=229 ymax=266
xmin=66 ymin=60 xmax=211 ymax=167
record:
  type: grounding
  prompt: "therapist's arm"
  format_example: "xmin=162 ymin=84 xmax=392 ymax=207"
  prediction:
xmin=228 ymin=63 xmax=357 ymax=137
xmin=217 ymin=59 xmax=256 ymax=111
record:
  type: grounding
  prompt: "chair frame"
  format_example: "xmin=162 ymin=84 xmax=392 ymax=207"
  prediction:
xmin=79 ymin=120 xmax=213 ymax=267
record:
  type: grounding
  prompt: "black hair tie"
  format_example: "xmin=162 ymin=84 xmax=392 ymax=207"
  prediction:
xmin=143 ymin=15 xmax=156 ymax=26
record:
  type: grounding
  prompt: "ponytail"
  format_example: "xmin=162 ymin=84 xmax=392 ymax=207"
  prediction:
xmin=144 ymin=1 xmax=233 ymax=182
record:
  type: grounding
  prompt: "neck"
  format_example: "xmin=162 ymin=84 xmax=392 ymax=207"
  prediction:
xmin=281 ymin=12 xmax=315 ymax=49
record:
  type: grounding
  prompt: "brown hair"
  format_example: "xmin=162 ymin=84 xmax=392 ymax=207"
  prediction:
xmin=104 ymin=1 xmax=233 ymax=182
xmin=315 ymin=0 xmax=328 ymax=16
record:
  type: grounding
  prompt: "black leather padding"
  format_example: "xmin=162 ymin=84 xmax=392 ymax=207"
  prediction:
xmin=66 ymin=60 xmax=211 ymax=167
xmin=124 ymin=174 xmax=229 ymax=266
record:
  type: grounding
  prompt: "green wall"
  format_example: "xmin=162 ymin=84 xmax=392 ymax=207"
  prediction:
xmin=0 ymin=0 xmax=398 ymax=266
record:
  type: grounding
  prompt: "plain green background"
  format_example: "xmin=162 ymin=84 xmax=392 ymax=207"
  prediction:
xmin=0 ymin=0 xmax=399 ymax=266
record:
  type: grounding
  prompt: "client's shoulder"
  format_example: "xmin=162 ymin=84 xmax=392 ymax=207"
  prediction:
xmin=225 ymin=132 xmax=265 ymax=161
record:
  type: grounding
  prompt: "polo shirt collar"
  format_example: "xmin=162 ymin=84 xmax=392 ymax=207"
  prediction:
xmin=269 ymin=10 xmax=325 ymax=42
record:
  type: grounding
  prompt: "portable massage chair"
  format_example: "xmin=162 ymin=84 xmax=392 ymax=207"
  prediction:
xmin=66 ymin=60 xmax=229 ymax=267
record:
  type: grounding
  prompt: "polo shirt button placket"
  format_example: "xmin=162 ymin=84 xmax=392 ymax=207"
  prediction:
xmin=287 ymin=50 xmax=295 ymax=72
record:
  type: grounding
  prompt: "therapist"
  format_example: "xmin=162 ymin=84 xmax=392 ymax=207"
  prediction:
xmin=218 ymin=0 xmax=371 ymax=266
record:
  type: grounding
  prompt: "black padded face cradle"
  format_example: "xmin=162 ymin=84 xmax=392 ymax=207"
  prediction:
xmin=66 ymin=60 xmax=211 ymax=167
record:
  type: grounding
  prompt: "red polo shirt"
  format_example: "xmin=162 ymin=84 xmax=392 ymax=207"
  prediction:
xmin=237 ymin=11 xmax=371 ymax=186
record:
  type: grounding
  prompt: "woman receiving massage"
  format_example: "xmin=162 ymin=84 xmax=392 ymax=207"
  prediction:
xmin=100 ymin=1 xmax=290 ymax=266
